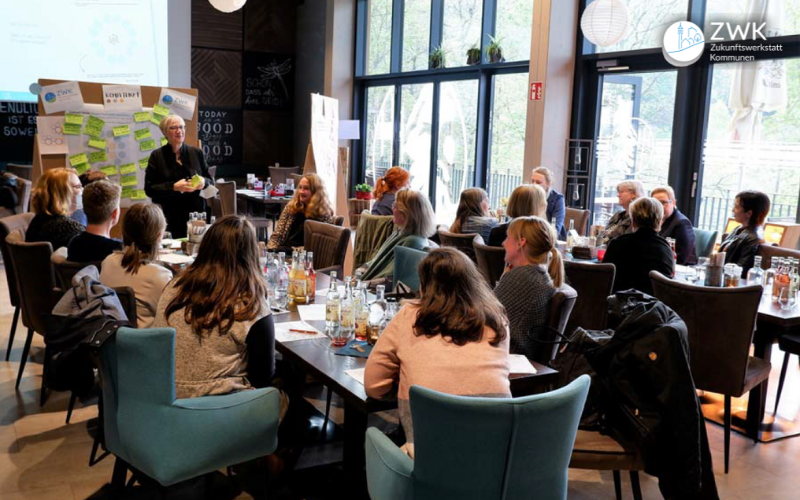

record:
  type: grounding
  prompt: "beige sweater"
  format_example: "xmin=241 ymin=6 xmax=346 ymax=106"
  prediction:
xmin=99 ymin=252 xmax=173 ymax=328
xmin=364 ymin=303 xmax=511 ymax=456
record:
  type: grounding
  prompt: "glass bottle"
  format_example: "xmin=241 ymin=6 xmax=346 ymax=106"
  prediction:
xmin=367 ymin=285 xmax=388 ymax=346
xmin=354 ymin=281 xmax=369 ymax=342
xmin=790 ymin=259 xmax=799 ymax=306
xmin=747 ymin=255 xmax=765 ymax=287
xmin=289 ymin=250 xmax=308 ymax=304
xmin=305 ymin=252 xmax=316 ymax=303
xmin=325 ymin=272 xmax=341 ymax=332
xmin=764 ymin=257 xmax=777 ymax=289
xmin=566 ymin=219 xmax=576 ymax=250
xmin=275 ymin=252 xmax=289 ymax=309
xmin=340 ymin=277 xmax=355 ymax=339
xmin=550 ymin=217 xmax=557 ymax=230
xmin=264 ymin=176 xmax=273 ymax=197
xmin=772 ymin=258 xmax=790 ymax=302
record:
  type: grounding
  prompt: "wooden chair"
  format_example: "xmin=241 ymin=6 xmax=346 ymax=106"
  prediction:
xmin=564 ymin=260 xmax=616 ymax=335
xmin=570 ymin=429 xmax=645 ymax=500
xmin=332 ymin=215 xmax=345 ymax=227
xmin=304 ymin=220 xmax=351 ymax=276
xmin=650 ymin=271 xmax=770 ymax=473
xmin=565 ymin=208 xmax=591 ymax=237
xmin=268 ymin=166 xmax=301 ymax=186
xmin=437 ymin=229 xmax=482 ymax=262
xmin=218 ymin=180 xmax=272 ymax=240
xmin=473 ymin=239 xmax=505 ymax=288
xmin=348 ymin=198 xmax=372 ymax=229
xmin=51 ymin=254 xmax=103 ymax=291
xmin=0 ymin=212 xmax=34 ymax=361
xmin=757 ymin=244 xmax=800 ymax=270
xmin=0 ymin=173 xmax=32 ymax=218
xmin=529 ymin=284 xmax=577 ymax=365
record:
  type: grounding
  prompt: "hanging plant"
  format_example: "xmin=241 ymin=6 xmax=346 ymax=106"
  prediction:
xmin=429 ymin=46 xmax=445 ymax=69
xmin=485 ymin=35 xmax=505 ymax=63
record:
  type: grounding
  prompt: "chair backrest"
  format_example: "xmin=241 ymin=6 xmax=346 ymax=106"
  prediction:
xmin=217 ymin=180 xmax=237 ymax=217
xmin=353 ymin=213 xmax=395 ymax=270
xmin=0 ymin=212 xmax=34 ymax=307
xmin=268 ymin=166 xmax=301 ymax=186
xmin=332 ymin=215 xmax=345 ymax=227
xmin=650 ymin=271 xmax=761 ymax=396
xmin=5 ymin=231 xmax=60 ymax=335
xmin=112 ymin=286 xmax=138 ymax=328
xmin=207 ymin=166 xmax=217 ymax=181
xmin=437 ymin=229 xmax=481 ymax=262
xmin=393 ymin=246 xmax=427 ymax=292
xmin=1 ymin=173 xmax=32 ymax=214
xmin=564 ymin=260 xmax=616 ymax=334
xmin=531 ymin=284 xmax=578 ymax=364
xmin=693 ymin=228 xmax=718 ymax=259
xmin=51 ymin=254 xmax=103 ymax=291
xmin=565 ymin=208 xmax=590 ymax=237
xmin=304 ymin=220 xmax=351 ymax=275
xmin=757 ymin=244 xmax=800 ymax=270
xmin=411 ymin=375 xmax=590 ymax=500
xmin=473 ymin=239 xmax=505 ymax=288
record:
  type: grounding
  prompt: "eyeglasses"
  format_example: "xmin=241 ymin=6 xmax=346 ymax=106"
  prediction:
xmin=71 ymin=184 xmax=83 ymax=191
xmin=168 ymin=125 xmax=185 ymax=131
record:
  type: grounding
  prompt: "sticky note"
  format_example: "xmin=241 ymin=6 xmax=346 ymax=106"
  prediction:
xmin=190 ymin=174 xmax=203 ymax=188
xmin=138 ymin=158 xmax=149 ymax=170
xmin=65 ymin=113 xmax=84 ymax=125
xmin=150 ymin=115 xmax=162 ymax=126
xmin=121 ymin=188 xmax=134 ymax=198
xmin=69 ymin=153 xmax=88 ymax=166
xmin=134 ymin=111 xmax=151 ymax=122
xmin=84 ymin=124 xmax=103 ymax=138
xmin=134 ymin=128 xmax=151 ymax=140
xmin=63 ymin=123 xmax=82 ymax=135
xmin=86 ymin=115 xmax=105 ymax=130
xmin=131 ymin=189 xmax=147 ymax=200
xmin=74 ymin=163 xmax=90 ymax=175
xmin=113 ymin=125 xmax=130 ymax=137
xmin=100 ymin=165 xmax=118 ymax=176
xmin=160 ymin=137 xmax=168 ymax=147
xmin=89 ymin=151 xmax=108 ymax=164
xmin=88 ymin=138 xmax=107 ymax=150
xmin=120 ymin=163 xmax=137 ymax=175
xmin=152 ymin=104 xmax=169 ymax=117
xmin=140 ymin=139 xmax=156 ymax=151
xmin=120 ymin=175 xmax=138 ymax=186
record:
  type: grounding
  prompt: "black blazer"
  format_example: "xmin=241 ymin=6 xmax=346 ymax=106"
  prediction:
xmin=487 ymin=222 xmax=509 ymax=247
xmin=658 ymin=209 xmax=697 ymax=265
xmin=603 ymin=227 xmax=674 ymax=295
xmin=719 ymin=225 xmax=761 ymax=277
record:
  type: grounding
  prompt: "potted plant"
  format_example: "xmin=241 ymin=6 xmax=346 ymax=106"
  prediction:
xmin=429 ymin=46 xmax=445 ymax=69
xmin=485 ymin=35 xmax=505 ymax=63
xmin=466 ymin=44 xmax=481 ymax=65
xmin=355 ymin=183 xmax=373 ymax=200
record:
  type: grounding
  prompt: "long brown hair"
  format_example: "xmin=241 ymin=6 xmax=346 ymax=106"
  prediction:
xmin=121 ymin=204 xmax=166 ymax=274
xmin=507 ymin=216 xmax=564 ymax=287
xmin=166 ymin=215 xmax=267 ymax=337
xmin=31 ymin=167 xmax=76 ymax=216
xmin=451 ymin=188 xmax=489 ymax=233
xmin=374 ymin=166 xmax=410 ymax=200
xmin=414 ymin=248 xmax=507 ymax=346
xmin=286 ymin=173 xmax=334 ymax=220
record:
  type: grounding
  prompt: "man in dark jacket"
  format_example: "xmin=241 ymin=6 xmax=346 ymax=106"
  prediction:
xmin=653 ymin=185 xmax=697 ymax=265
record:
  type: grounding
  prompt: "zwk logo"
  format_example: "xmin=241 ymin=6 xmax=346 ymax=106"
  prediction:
xmin=162 ymin=95 xmax=174 ymax=105
xmin=663 ymin=21 xmax=705 ymax=67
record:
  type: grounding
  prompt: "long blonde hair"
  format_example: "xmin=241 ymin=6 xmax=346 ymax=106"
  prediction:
xmin=395 ymin=189 xmax=436 ymax=237
xmin=451 ymin=188 xmax=489 ymax=233
xmin=32 ymin=167 xmax=76 ymax=216
xmin=507 ymin=184 xmax=547 ymax=218
xmin=507 ymin=216 xmax=564 ymax=287
xmin=286 ymin=173 xmax=334 ymax=220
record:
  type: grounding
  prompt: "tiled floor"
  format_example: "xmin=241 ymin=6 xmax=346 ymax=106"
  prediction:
xmin=1 ymin=262 xmax=800 ymax=499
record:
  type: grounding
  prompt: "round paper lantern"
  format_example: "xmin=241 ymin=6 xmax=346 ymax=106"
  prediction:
xmin=209 ymin=0 xmax=247 ymax=13
xmin=580 ymin=0 xmax=629 ymax=47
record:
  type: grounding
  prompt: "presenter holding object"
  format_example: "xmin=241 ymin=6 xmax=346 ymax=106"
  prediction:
xmin=145 ymin=115 xmax=214 ymax=238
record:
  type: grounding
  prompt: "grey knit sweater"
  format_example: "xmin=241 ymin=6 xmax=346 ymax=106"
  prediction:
xmin=493 ymin=264 xmax=555 ymax=358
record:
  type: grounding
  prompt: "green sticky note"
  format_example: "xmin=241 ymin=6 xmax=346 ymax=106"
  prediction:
xmin=69 ymin=153 xmax=88 ymax=166
xmin=140 ymin=139 xmax=157 ymax=151
xmin=160 ymin=137 xmax=168 ymax=147
xmin=152 ymin=104 xmax=169 ymax=117
xmin=120 ymin=175 xmax=139 ymax=187
xmin=113 ymin=125 xmax=130 ymax=137
xmin=74 ymin=163 xmax=90 ymax=175
xmin=138 ymin=158 xmax=149 ymax=170
xmin=121 ymin=188 xmax=134 ymax=198
xmin=63 ymin=123 xmax=82 ymax=135
xmin=65 ymin=113 xmax=84 ymax=125
xmin=100 ymin=165 xmax=118 ymax=176
xmin=134 ymin=128 xmax=151 ymax=140
xmin=190 ymin=174 xmax=203 ymax=188
xmin=86 ymin=115 xmax=105 ymax=130
xmin=131 ymin=189 xmax=147 ymax=200
xmin=84 ymin=124 xmax=103 ymax=138
xmin=134 ymin=111 xmax=151 ymax=122
xmin=88 ymin=138 xmax=107 ymax=150
xmin=120 ymin=163 xmax=137 ymax=175
xmin=89 ymin=151 xmax=108 ymax=164
xmin=150 ymin=114 xmax=162 ymax=126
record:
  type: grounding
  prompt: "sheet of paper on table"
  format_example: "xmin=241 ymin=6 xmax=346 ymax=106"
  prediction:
xmin=297 ymin=303 xmax=327 ymax=323
xmin=346 ymin=368 xmax=365 ymax=385
xmin=509 ymin=354 xmax=538 ymax=375
xmin=675 ymin=264 xmax=695 ymax=275
xmin=158 ymin=253 xmax=194 ymax=265
xmin=161 ymin=239 xmax=182 ymax=249
xmin=274 ymin=321 xmax=327 ymax=342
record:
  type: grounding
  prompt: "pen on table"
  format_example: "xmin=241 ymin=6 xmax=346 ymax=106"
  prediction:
xmin=289 ymin=329 xmax=317 ymax=334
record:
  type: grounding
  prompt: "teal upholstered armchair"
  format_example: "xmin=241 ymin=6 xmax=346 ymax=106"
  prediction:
xmin=365 ymin=375 xmax=591 ymax=500
xmin=99 ymin=327 xmax=281 ymax=488
xmin=393 ymin=246 xmax=428 ymax=294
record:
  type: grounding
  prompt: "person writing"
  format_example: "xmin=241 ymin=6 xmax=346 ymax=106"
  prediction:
xmin=597 ymin=180 xmax=645 ymax=245
xmin=26 ymin=167 xmax=85 ymax=251
xmin=67 ymin=180 xmax=123 ymax=263
xmin=530 ymin=166 xmax=566 ymax=240
xmin=267 ymin=173 xmax=334 ymax=253
xmin=719 ymin=190 xmax=770 ymax=277
xmin=487 ymin=184 xmax=547 ymax=246
xmin=371 ymin=166 xmax=410 ymax=216
xmin=651 ymin=185 xmax=697 ymax=265
xmin=145 ymin=115 xmax=213 ymax=238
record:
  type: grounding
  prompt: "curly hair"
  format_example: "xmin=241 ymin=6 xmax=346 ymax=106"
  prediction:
xmin=286 ymin=173 xmax=334 ymax=220
xmin=31 ymin=167 xmax=76 ymax=216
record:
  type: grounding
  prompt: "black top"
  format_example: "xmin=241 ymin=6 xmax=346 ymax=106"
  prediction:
xmin=487 ymin=223 xmax=509 ymax=247
xmin=67 ymin=232 xmax=123 ymax=263
xmin=603 ymin=227 xmax=674 ymax=295
xmin=244 ymin=315 xmax=276 ymax=389
xmin=719 ymin=225 xmax=761 ymax=278
xmin=144 ymin=143 xmax=213 ymax=238
xmin=658 ymin=209 xmax=697 ymax=265
xmin=26 ymin=214 xmax=85 ymax=250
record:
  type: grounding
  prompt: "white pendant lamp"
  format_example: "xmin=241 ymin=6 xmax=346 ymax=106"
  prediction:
xmin=580 ymin=0 xmax=629 ymax=47
xmin=209 ymin=0 xmax=247 ymax=13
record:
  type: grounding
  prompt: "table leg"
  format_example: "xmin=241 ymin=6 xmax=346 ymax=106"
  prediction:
xmin=747 ymin=326 xmax=775 ymax=439
xmin=343 ymin=401 xmax=368 ymax=483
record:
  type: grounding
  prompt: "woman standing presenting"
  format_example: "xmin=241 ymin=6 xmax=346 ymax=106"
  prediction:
xmin=145 ymin=115 xmax=214 ymax=238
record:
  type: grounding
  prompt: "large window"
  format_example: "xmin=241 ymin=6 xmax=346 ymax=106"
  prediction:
xmin=495 ymin=0 xmax=536 ymax=62
xmin=367 ymin=0 xmax=392 ymax=75
xmin=587 ymin=0 xmax=688 ymax=54
xmin=364 ymin=86 xmax=395 ymax=184
xmin=399 ymin=83 xmax=434 ymax=195
xmin=403 ymin=0 xmax=432 ymax=72
xmin=442 ymin=0 xmax=484 ymax=68
xmin=488 ymin=73 xmax=528 ymax=206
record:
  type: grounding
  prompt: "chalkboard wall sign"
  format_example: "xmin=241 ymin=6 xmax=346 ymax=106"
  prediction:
xmin=243 ymin=52 xmax=294 ymax=111
xmin=197 ymin=107 xmax=242 ymax=165
xmin=0 ymin=101 xmax=37 ymax=163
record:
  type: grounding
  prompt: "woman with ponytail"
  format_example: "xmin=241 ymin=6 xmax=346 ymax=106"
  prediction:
xmin=100 ymin=204 xmax=173 ymax=327
xmin=371 ymin=166 xmax=410 ymax=216
xmin=493 ymin=216 xmax=563 ymax=358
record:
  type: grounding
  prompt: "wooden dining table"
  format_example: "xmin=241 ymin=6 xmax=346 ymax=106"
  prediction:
xmin=271 ymin=272 xmax=559 ymax=483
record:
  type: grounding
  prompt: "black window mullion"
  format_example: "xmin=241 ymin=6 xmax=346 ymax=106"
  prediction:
xmin=474 ymin=70 xmax=493 ymax=191
xmin=392 ymin=84 xmax=402 ymax=167
xmin=355 ymin=0 xmax=368 ymax=77
xmin=429 ymin=82 xmax=441 ymax=208
xmin=391 ymin=0 xmax=405 ymax=73
xmin=481 ymin=0 xmax=497 ymax=63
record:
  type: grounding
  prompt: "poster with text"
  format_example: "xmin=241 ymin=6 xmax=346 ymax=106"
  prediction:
xmin=198 ymin=107 xmax=242 ymax=165
xmin=243 ymin=52 xmax=294 ymax=111
xmin=158 ymin=88 xmax=196 ymax=120
xmin=102 ymin=84 xmax=143 ymax=112
xmin=39 ymin=81 xmax=85 ymax=114
xmin=309 ymin=94 xmax=339 ymax=204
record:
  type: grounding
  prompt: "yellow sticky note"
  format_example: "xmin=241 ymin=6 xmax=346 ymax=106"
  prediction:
xmin=160 ymin=137 xmax=168 ymax=147
xmin=74 ymin=163 xmax=90 ymax=175
xmin=150 ymin=115 xmax=162 ymax=126
xmin=140 ymin=139 xmax=157 ymax=151
xmin=69 ymin=153 xmax=88 ymax=166
xmin=65 ymin=113 xmax=84 ymax=125
xmin=86 ymin=115 xmax=105 ymax=130
xmin=120 ymin=175 xmax=138 ymax=187
xmin=85 ymin=124 xmax=103 ymax=138
xmin=88 ymin=138 xmax=107 ymax=150
xmin=152 ymin=104 xmax=169 ymax=117
xmin=100 ymin=165 xmax=118 ymax=176
xmin=134 ymin=128 xmax=151 ymax=140
xmin=134 ymin=111 xmax=151 ymax=122
xmin=63 ymin=123 xmax=82 ymax=135
xmin=131 ymin=189 xmax=147 ymax=200
xmin=138 ymin=158 xmax=149 ymax=170
xmin=120 ymin=163 xmax=137 ymax=175
xmin=113 ymin=125 xmax=130 ymax=137
xmin=121 ymin=188 xmax=134 ymax=198
xmin=190 ymin=174 xmax=203 ymax=188
xmin=89 ymin=151 xmax=108 ymax=164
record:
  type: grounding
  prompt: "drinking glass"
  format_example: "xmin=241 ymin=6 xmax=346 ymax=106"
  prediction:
xmin=274 ymin=288 xmax=288 ymax=310
xmin=684 ymin=267 xmax=699 ymax=284
xmin=779 ymin=287 xmax=793 ymax=311
xmin=329 ymin=327 xmax=350 ymax=347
